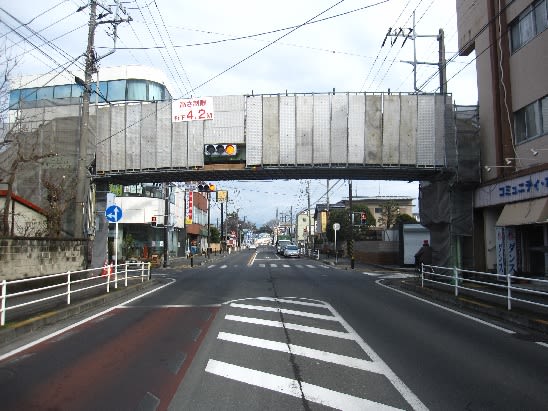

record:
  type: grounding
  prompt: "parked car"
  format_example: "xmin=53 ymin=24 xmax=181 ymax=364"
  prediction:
xmin=283 ymin=244 xmax=300 ymax=258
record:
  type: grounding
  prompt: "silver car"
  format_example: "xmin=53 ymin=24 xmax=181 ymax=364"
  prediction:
xmin=283 ymin=244 xmax=300 ymax=258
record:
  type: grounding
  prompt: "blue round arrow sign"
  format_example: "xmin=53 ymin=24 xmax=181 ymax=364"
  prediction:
xmin=105 ymin=205 xmax=123 ymax=223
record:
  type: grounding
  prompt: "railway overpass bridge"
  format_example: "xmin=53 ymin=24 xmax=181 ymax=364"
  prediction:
xmin=90 ymin=92 xmax=468 ymax=185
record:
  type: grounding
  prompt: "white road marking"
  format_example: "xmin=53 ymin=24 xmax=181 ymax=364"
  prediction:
xmin=376 ymin=279 xmax=516 ymax=334
xmin=363 ymin=272 xmax=384 ymax=276
xmin=271 ymin=264 xmax=278 ymax=268
xmin=230 ymin=303 xmax=338 ymax=321
xmin=206 ymin=360 xmax=403 ymax=411
xmin=306 ymin=265 xmax=316 ymax=268
xmin=536 ymin=341 xmax=548 ymax=348
xmin=225 ymin=315 xmax=353 ymax=340
xmin=254 ymin=296 xmax=326 ymax=308
xmin=320 ymin=300 xmax=429 ymax=411
xmin=0 ymin=279 xmax=176 ymax=362
xmin=220 ymin=265 xmax=228 ymax=269
xmin=283 ymin=264 xmax=290 ymax=268
xmin=218 ymin=332 xmax=382 ymax=373
xmin=259 ymin=264 xmax=265 ymax=267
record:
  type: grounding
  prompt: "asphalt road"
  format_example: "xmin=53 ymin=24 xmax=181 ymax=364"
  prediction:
xmin=0 ymin=246 xmax=547 ymax=410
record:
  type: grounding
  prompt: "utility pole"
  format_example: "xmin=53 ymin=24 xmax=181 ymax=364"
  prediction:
xmin=383 ymin=11 xmax=446 ymax=93
xmin=75 ymin=1 xmax=132 ymax=238
xmin=163 ymin=183 xmax=169 ymax=267
xmin=74 ymin=0 xmax=97 ymax=238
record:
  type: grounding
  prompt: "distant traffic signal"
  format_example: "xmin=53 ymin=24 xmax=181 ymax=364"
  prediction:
xmin=197 ymin=183 xmax=216 ymax=192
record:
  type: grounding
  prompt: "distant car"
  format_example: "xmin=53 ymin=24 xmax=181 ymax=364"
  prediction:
xmin=249 ymin=243 xmax=257 ymax=250
xmin=283 ymin=244 xmax=300 ymax=258
xmin=277 ymin=240 xmax=292 ymax=254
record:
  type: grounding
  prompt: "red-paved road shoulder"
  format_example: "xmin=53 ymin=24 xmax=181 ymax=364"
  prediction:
xmin=0 ymin=306 xmax=219 ymax=411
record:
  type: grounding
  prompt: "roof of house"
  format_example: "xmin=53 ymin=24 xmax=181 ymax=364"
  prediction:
xmin=0 ymin=190 xmax=46 ymax=215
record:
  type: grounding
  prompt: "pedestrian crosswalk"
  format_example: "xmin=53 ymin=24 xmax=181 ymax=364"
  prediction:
xmin=201 ymin=297 xmax=425 ymax=410
xmin=207 ymin=263 xmax=329 ymax=270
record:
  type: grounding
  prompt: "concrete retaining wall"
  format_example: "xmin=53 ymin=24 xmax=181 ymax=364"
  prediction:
xmin=0 ymin=238 xmax=87 ymax=280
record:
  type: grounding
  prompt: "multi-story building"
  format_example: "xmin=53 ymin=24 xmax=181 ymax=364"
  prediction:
xmin=295 ymin=209 xmax=315 ymax=247
xmin=456 ymin=0 xmax=548 ymax=275
xmin=5 ymin=66 xmax=211 ymax=264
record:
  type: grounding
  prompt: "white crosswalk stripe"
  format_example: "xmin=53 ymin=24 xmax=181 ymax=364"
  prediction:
xmin=202 ymin=296 xmax=426 ymax=410
xmin=207 ymin=262 xmax=327 ymax=270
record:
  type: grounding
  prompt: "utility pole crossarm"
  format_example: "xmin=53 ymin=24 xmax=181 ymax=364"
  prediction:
xmin=383 ymin=11 xmax=446 ymax=93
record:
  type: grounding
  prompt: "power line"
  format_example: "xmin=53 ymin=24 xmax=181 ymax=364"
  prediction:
xmin=188 ymin=0 xmax=347 ymax=95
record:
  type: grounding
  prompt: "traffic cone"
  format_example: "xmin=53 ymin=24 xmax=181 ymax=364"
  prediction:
xmin=101 ymin=260 xmax=109 ymax=276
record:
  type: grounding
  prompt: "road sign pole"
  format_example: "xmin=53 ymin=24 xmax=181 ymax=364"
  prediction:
xmin=115 ymin=220 xmax=118 ymax=285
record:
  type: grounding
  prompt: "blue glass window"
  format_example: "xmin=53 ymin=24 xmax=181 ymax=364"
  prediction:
xmin=90 ymin=81 xmax=108 ymax=103
xmin=19 ymin=88 xmax=38 ymax=102
xmin=9 ymin=89 xmax=21 ymax=109
xmin=127 ymin=80 xmax=147 ymax=100
xmin=149 ymin=82 xmax=163 ymax=101
xmin=107 ymin=79 xmax=126 ymax=101
xmin=54 ymin=84 xmax=72 ymax=98
xmin=72 ymin=84 xmax=84 ymax=98
xmin=36 ymin=86 xmax=54 ymax=100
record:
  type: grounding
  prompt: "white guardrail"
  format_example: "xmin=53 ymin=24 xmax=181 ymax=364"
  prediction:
xmin=420 ymin=264 xmax=548 ymax=311
xmin=1 ymin=262 xmax=151 ymax=326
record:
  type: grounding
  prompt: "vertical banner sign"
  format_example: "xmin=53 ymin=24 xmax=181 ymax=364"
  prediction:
xmin=496 ymin=226 xmax=518 ymax=278
xmin=504 ymin=227 xmax=517 ymax=275
xmin=172 ymin=98 xmax=214 ymax=122
xmin=496 ymin=226 xmax=504 ymax=276
xmin=186 ymin=191 xmax=193 ymax=224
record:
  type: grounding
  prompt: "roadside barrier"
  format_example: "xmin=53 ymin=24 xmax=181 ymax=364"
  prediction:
xmin=0 ymin=262 xmax=151 ymax=326
xmin=420 ymin=264 xmax=548 ymax=311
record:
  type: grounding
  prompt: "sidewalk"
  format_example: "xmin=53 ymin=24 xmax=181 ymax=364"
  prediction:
xmin=321 ymin=255 xmax=548 ymax=336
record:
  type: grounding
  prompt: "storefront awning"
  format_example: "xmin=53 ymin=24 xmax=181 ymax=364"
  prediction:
xmin=496 ymin=197 xmax=548 ymax=226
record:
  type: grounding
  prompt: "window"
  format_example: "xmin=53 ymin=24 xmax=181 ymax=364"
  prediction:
xmin=107 ymin=79 xmax=126 ymax=101
xmin=8 ymin=89 xmax=21 ymax=109
xmin=54 ymin=84 xmax=72 ymax=99
xmin=148 ymin=81 xmax=164 ymax=101
xmin=514 ymin=96 xmax=547 ymax=143
xmin=19 ymin=88 xmax=38 ymax=102
xmin=127 ymin=80 xmax=147 ymax=100
xmin=72 ymin=84 xmax=84 ymax=98
xmin=90 ymin=82 xmax=108 ymax=103
xmin=36 ymin=86 xmax=54 ymax=100
xmin=510 ymin=0 xmax=548 ymax=52
xmin=374 ymin=207 xmax=382 ymax=214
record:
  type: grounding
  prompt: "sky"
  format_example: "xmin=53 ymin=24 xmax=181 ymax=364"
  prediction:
xmin=1 ymin=0 xmax=479 ymax=227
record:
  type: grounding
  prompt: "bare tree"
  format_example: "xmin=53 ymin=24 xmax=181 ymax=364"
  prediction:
xmin=41 ymin=173 xmax=76 ymax=238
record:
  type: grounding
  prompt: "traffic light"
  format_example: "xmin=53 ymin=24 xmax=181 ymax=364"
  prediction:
xmin=197 ymin=183 xmax=216 ymax=192
xmin=204 ymin=144 xmax=238 ymax=157
xmin=151 ymin=216 xmax=157 ymax=226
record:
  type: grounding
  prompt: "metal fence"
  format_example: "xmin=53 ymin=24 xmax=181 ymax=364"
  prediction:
xmin=420 ymin=264 xmax=548 ymax=311
xmin=1 ymin=262 xmax=151 ymax=326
